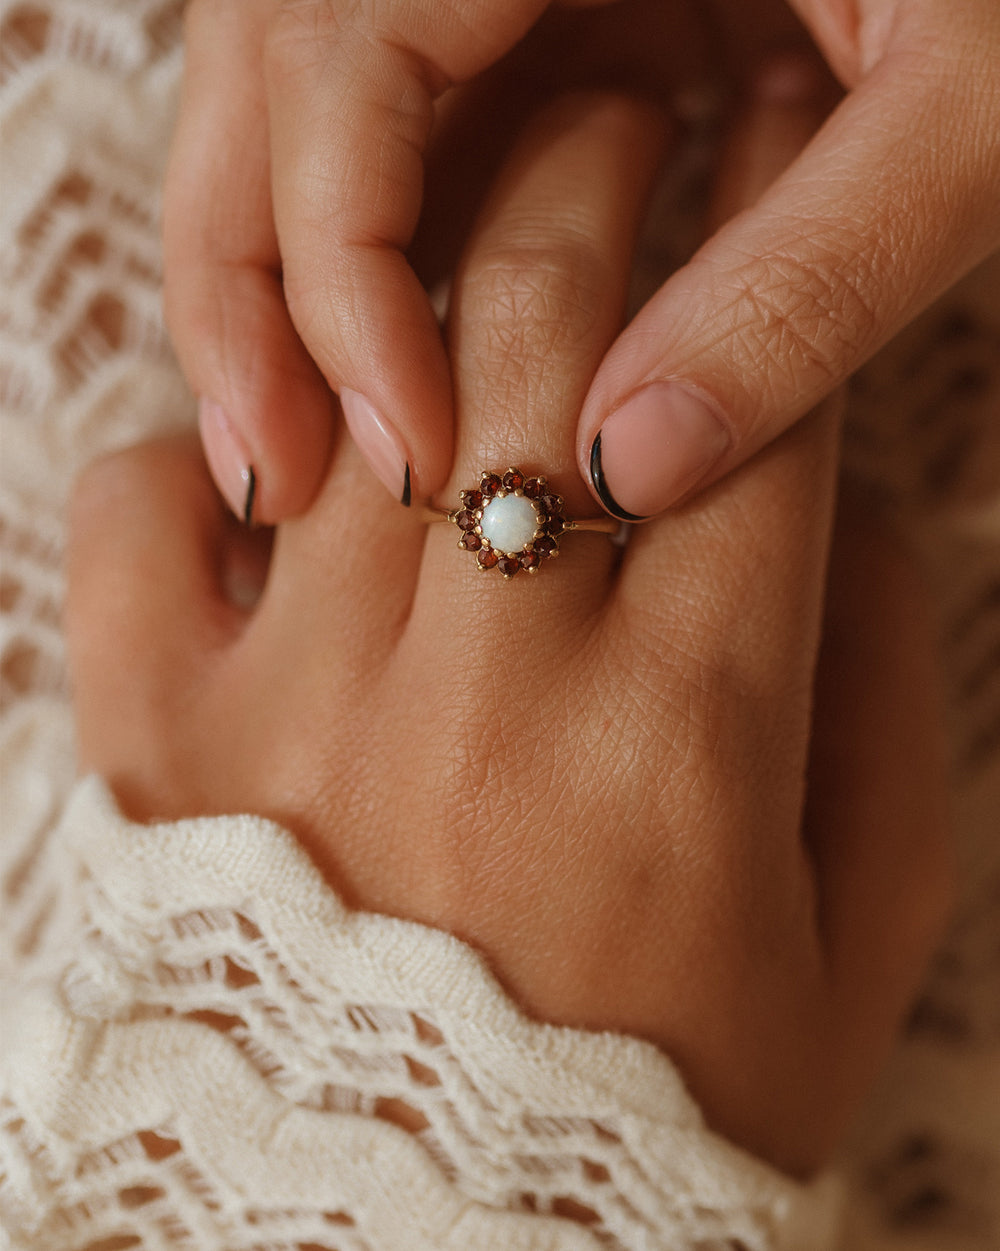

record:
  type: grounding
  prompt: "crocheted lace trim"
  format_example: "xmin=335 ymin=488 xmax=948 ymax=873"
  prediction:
xmin=0 ymin=777 xmax=840 ymax=1250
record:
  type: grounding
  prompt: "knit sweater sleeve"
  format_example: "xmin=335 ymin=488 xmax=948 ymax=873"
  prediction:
xmin=0 ymin=776 xmax=841 ymax=1250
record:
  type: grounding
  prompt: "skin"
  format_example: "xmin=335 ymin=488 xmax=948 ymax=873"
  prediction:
xmin=163 ymin=0 xmax=1000 ymax=522
xmin=70 ymin=82 xmax=952 ymax=1179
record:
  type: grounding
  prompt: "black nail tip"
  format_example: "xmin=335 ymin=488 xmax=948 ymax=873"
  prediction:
xmin=589 ymin=434 xmax=647 ymax=524
xmin=400 ymin=463 xmax=412 ymax=508
xmin=243 ymin=465 xmax=257 ymax=527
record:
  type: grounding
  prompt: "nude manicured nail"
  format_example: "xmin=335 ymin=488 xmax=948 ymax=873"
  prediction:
xmin=590 ymin=382 xmax=730 ymax=520
xmin=198 ymin=398 xmax=256 ymax=523
xmin=340 ymin=389 xmax=411 ymax=506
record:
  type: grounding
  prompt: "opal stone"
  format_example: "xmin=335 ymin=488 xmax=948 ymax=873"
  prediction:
xmin=479 ymin=493 xmax=541 ymax=553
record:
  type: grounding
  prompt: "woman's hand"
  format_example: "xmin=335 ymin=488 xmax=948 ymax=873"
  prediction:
xmin=163 ymin=0 xmax=715 ymax=520
xmin=164 ymin=0 xmax=1000 ymax=524
xmin=79 ymin=83 xmax=952 ymax=1176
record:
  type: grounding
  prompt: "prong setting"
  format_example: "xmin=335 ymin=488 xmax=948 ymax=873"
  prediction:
xmin=448 ymin=468 xmax=570 ymax=579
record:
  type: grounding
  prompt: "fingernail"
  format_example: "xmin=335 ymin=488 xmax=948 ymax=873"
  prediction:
xmin=340 ymin=389 xmax=412 ymax=506
xmin=198 ymin=398 xmax=257 ymax=523
xmin=590 ymin=382 xmax=730 ymax=520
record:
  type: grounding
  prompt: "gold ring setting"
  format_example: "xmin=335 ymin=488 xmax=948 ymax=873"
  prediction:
xmin=429 ymin=468 xmax=620 ymax=579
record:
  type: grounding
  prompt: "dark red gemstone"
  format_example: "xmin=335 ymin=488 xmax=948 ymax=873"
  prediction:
xmin=462 ymin=489 xmax=483 ymax=509
xmin=544 ymin=516 xmax=564 ymax=536
xmin=477 ymin=548 xmax=499 ymax=569
xmin=534 ymin=536 xmax=557 ymax=558
xmin=498 ymin=555 xmax=521 ymax=578
xmin=455 ymin=509 xmax=478 ymax=531
xmin=459 ymin=532 xmax=482 ymax=551
xmin=520 ymin=550 xmax=540 ymax=571
xmin=502 ymin=469 xmax=524 ymax=491
xmin=540 ymin=494 xmax=562 ymax=516
xmin=480 ymin=473 xmax=501 ymax=496
xmin=523 ymin=478 xmax=546 ymax=499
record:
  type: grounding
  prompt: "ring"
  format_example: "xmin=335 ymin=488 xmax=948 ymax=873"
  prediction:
xmin=425 ymin=468 xmax=621 ymax=579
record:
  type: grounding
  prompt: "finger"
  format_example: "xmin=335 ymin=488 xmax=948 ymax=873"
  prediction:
xmin=236 ymin=88 xmax=667 ymax=891
xmin=415 ymin=91 xmax=666 ymax=626
xmin=410 ymin=0 xmax=713 ymax=296
xmin=246 ymin=430 xmax=431 ymax=673
xmin=804 ymin=485 xmax=953 ymax=1156
xmin=163 ymin=0 xmax=336 ymax=525
xmin=703 ymin=52 xmax=838 ymax=236
xmin=623 ymin=50 xmax=837 ymax=590
xmin=580 ymin=24 xmax=1000 ymax=521
xmin=264 ymin=0 xmax=554 ymax=508
xmin=66 ymin=436 xmax=255 ymax=812
xmin=446 ymin=92 xmax=667 ymax=490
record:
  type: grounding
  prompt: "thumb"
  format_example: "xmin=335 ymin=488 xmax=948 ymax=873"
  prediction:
xmin=580 ymin=33 xmax=1000 ymax=521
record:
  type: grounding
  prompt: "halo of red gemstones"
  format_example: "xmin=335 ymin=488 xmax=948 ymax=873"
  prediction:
xmin=449 ymin=468 xmax=568 ymax=579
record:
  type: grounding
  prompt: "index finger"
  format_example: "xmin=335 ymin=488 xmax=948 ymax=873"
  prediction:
xmin=264 ymin=0 xmax=553 ymax=506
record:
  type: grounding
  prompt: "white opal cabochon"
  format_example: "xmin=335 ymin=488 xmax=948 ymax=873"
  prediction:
xmin=479 ymin=493 xmax=541 ymax=553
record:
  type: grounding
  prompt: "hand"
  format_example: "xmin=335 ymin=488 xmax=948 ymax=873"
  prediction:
xmin=164 ymin=0 xmax=1000 ymax=526
xmin=163 ymin=0 xmax=716 ymax=520
xmin=78 ymin=83 xmax=951 ymax=1176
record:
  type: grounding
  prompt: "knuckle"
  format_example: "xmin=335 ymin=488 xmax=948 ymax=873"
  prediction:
xmin=282 ymin=265 xmax=348 ymax=368
xmin=719 ymin=233 xmax=884 ymax=406
xmin=184 ymin=0 xmax=274 ymax=48
xmin=69 ymin=438 xmax=202 ymax=554
xmin=69 ymin=445 xmax=155 ymax=533
xmin=65 ymin=452 xmax=153 ymax=667
xmin=181 ymin=0 xmax=224 ymax=39
xmin=460 ymin=239 xmax=608 ymax=410
xmin=401 ymin=669 xmax=569 ymax=882
xmin=265 ymin=0 xmax=353 ymax=81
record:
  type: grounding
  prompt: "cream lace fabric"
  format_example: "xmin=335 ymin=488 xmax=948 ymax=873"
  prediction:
xmin=1 ymin=778 xmax=838 ymax=1250
xmin=1 ymin=1 xmax=999 ymax=1248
